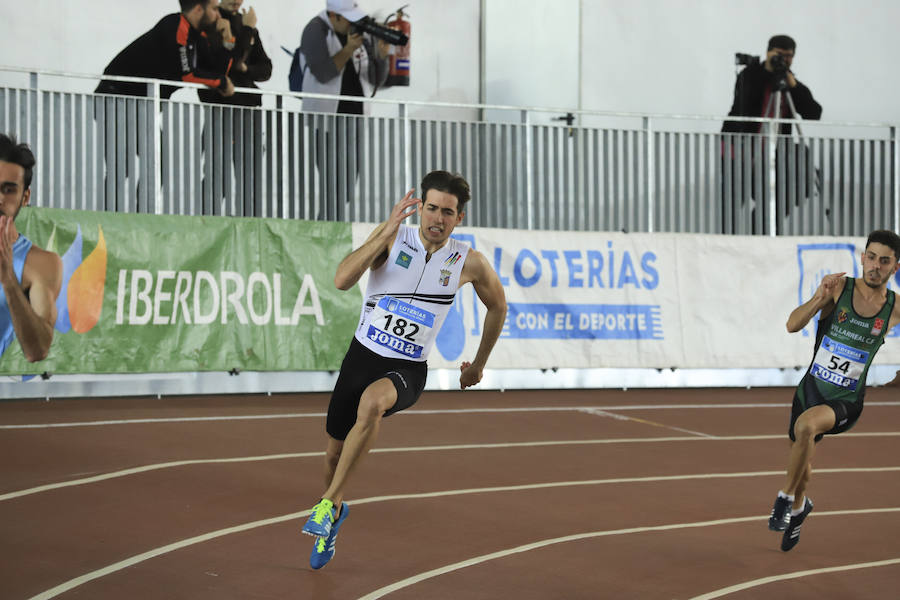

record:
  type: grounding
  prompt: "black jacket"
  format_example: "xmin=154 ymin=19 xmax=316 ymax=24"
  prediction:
xmin=96 ymin=13 xmax=230 ymax=99
xmin=722 ymin=62 xmax=822 ymax=135
xmin=198 ymin=7 xmax=272 ymax=106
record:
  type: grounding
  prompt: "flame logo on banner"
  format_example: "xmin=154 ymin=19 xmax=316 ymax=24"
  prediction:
xmin=67 ymin=226 xmax=107 ymax=333
xmin=53 ymin=225 xmax=107 ymax=334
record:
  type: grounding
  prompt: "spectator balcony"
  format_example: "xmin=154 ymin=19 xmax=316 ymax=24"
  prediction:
xmin=1 ymin=67 xmax=897 ymax=236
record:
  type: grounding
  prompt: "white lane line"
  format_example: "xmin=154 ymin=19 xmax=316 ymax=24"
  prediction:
xmin=5 ymin=401 xmax=900 ymax=430
xmin=577 ymin=407 xmax=714 ymax=438
xmin=5 ymin=433 xmax=900 ymax=503
xmin=0 ymin=404 xmax=797 ymax=429
xmin=24 ymin=472 xmax=900 ymax=600
xmin=689 ymin=557 xmax=900 ymax=599
xmin=358 ymin=507 xmax=900 ymax=600
xmin=30 ymin=504 xmax=900 ymax=600
xmin=0 ymin=413 xmax=328 ymax=429
xmin=0 ymin=452 xmax=324 ymax=502
xmin=27 ymin=511 xmax=309 ymax=600
xmin=4 ymin=401 xmax=900 ymax=429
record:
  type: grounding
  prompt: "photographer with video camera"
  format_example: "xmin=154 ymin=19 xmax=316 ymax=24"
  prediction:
xmin=296 ymin=0 xmax=406 ymax=218
xmin=297 ymin=0 xmax=391 ymax=115
xmin=723 ymin=34 xmax=821 ymax=135
xmin=720 ymin=35 xmax=822 ymax=234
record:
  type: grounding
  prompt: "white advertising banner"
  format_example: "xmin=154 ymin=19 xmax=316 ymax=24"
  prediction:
xmin=351 ymin=224 xmax=900 ymax=370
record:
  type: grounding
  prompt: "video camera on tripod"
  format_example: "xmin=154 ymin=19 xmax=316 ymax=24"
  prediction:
xmin=735 ymin=52 xmax=788 ymax=73
xmin=735 ymin=51 xmax=789 ymax=90
xmin=351 ymin=16 xmax=409 ymax=46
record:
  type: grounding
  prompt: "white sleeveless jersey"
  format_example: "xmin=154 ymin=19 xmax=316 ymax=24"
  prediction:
xmin=354 ymin=225 xmax=470 ymax=362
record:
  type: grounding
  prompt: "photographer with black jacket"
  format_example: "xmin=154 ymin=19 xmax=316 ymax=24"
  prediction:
xmin=95 ymin=0 xmax=234 ymax=99
xmin=295 ymin=0 xmax=391 ymax=217
xmin=722 ymin=35 xmax=821 ymax=134
xmin=720 ymin=35 xmax=822 ymax=234
xmin=198 ymin=0 xmax=271 ymax=107
xmin=198 ymin=1 xmax=273 ymax=216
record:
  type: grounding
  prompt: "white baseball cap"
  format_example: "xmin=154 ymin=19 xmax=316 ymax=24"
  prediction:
xmin=326 ymin=0 xmax=367 ymax=22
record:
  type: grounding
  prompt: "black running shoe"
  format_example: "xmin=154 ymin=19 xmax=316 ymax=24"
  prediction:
xmin=768 ymin=495 xmax=792 ymax=531
xmin=781 ymin=497 xmax=813 ymax=552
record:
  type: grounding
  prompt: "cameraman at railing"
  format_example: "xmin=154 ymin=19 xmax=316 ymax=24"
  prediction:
xmin=297 ymin=0 xmax=389 ymax=115
xmin=198 ymin=1 xmax=271 ymax=106
xmin=93 ymin=0 xmax=236 ymax=212
xmin=198 ymin=0 xmax=272 ymax=216
xmin=95 ymin=0 xmax=235 ymax=100
xmin=720 ymin=35 xmax=822 ymax=234
xmin=296 ymin=0 xmax=390 ymax=219
xmin=722 ymin=35 xmax=821 ymax=135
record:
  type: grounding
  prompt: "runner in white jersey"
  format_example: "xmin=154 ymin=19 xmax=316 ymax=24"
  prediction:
xmin=300 ymin=170 xmax=507 ymax=570
xmin=768 ymin=229 xmax=900 ymax=552
xmin=353 ymin=223 xmax=470 ymax=361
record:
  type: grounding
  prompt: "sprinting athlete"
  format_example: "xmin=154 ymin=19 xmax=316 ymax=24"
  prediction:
xmin=301 ymin=170 xmax=507 ymax=569
xmin=0 ymin=134 xmax=62 ymax=363
xmin=769 ymin=229 xmax=900 ymax=551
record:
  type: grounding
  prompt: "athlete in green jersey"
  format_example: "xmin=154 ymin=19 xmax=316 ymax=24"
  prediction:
xmin=768 ymin=230 xmax=900 ymax=551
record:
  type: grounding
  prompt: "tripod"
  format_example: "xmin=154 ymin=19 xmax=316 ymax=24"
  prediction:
xmin=760 ymin=75 xmax=804 ymax=137
xmin=759 ymin=77 xmax=814 ymax=234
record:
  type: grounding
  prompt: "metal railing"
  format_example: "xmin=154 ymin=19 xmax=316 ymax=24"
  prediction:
xmin=1 ymin=67 xmax=898 ymax=236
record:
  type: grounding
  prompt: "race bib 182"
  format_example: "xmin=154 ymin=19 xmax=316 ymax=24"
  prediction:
xmin=366 ymin=296 xmax=436 ymax=359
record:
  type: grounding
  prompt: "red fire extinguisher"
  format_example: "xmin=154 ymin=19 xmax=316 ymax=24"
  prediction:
xmin=386 ymin=6 xmax=410 ymax=86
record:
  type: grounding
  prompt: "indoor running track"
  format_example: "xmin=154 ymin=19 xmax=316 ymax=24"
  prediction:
xmin=2 ymin=387 xmax=899 ymax=599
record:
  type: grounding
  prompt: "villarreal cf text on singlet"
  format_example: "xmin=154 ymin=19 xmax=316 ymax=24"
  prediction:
xmin=354 ymin=225 xmax=470 ymax=362
xmin=0 ymin=234 xmax=34 ymax=357
xmin=799 ymin=277 xmax=896 ymax=405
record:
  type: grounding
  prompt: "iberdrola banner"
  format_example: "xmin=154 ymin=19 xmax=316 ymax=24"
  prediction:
xmin=1 ymin=207 xmax=358 ymax=374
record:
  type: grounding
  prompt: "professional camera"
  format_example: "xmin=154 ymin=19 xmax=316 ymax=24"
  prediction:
xmin=735 ymin=53 xmax=760 ymax=67
xmin=769 ymin=53 xmax=788 ymax=74
xmin=351 ymin=16 xmax=409 ymax=46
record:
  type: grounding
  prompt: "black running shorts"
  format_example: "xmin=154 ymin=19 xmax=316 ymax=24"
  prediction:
xmin=789 ymin=376 xmax=863 ymax=443
xmin=326 ymin=337 xmax=428 ymax=441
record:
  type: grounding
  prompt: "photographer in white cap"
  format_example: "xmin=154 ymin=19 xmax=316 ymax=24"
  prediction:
xmin=297 ymin=0 xmax=389 ymax=114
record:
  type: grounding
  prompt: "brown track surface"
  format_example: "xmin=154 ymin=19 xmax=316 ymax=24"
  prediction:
xmin=1 ymin=387 xmax=899 ymax=599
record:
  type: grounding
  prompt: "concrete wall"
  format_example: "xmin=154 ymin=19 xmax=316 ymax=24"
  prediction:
xmin=2 ymin=0 xmax=899 ymax=125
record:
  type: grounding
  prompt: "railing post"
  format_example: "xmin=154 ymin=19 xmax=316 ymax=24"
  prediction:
xmin=767 ymin=125 xmax=778 ymax=237
xmin=29 ymin=72 xmax=41 ymax=201
xmin=279 ymin=95 xmax=288 ymax=219
xmin=893 ymin=125 xmax=899 ymax=233
xmin=644 ymin=116 xmax=654 ymax=233
xmin=522 ymin=109 xmax=533 ymax=230
xmin=150 ymin=81 xmax=162 ymax=215
xmin=400 ymin=102 xmax=411 ymax=190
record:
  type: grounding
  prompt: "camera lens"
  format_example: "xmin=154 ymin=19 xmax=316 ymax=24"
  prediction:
xmin=771 ymin=54 xmax=787 ymax=71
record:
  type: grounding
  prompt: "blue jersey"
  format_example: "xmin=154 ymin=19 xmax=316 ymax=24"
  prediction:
xmin=0 ymin=234 xmax=34 ymax=357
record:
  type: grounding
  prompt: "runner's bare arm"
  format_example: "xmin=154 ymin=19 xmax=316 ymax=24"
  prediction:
xmin=334 ymin=190 xmax=420 ymax=290
xmin=786 ymin=272 xmax=845 ymax=333
xmin=2 ymin=244 xmax=61 ymax=362
xmin=890 ymin=293 xmax=900 ymax=331
xmin=459 ymin=249 xmax=507 ymax=389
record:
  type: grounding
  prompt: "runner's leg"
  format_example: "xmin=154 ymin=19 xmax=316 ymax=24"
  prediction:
xmin=783 ymin=404 xmax=834 ymax=508
xmin=323 ymin=377 xmax=397 ymax=510
xmin=324 ymin=437 xmax=344 ymax=489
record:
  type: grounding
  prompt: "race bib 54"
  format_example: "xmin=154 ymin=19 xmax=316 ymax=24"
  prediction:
xmin=810 ymin=335 xmax=868 ymax=391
